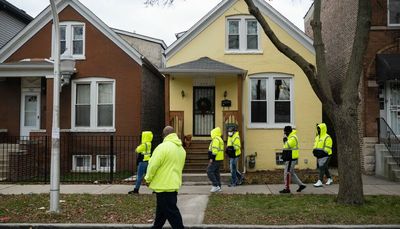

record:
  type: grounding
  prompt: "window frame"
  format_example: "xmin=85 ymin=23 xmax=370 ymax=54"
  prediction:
xmin=248 ymin=73 xmax=294 ymax=129
xmin=388 ymin=0 xmax=400 ymax=26
xmin=96 ymin=155 xmax=116 ymax=172
xmin=71 ymin=78 xmax=116 ymax=132
xmin=225 ymin=16 xmax=262 ymax=54
xmin=52 ymin=21 xmax=86 ymax=59
xmin=72 ymin=155 xmax=92 ymax=172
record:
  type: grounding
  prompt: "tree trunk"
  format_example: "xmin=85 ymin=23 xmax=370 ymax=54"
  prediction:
xmin=331 ymin=106 xmax=364 ymax=204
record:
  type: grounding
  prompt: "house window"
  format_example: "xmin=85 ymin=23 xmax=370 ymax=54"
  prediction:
xmin=54 ymin=22 xmax=85 ymax=59
xmin=388 ymin=0 xmax=400 ymax=26
xmin=72 ymin=78 xmax=115 ymax=131
xmin=275 ymin=152 xmax=285 ymax=165
xmin=249 ymin=74 xmax=293 ymax=128
xmin=226 ymin=16 xmax=260 ymax=52
xmin=96 ymin=155 xmax=116 ymax=172
xmin=72 ymin=155 xmax=92 ymax=172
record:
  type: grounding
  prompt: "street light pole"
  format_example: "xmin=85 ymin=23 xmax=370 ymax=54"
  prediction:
xmin=49 ymin=0 xmax=61 ymax=213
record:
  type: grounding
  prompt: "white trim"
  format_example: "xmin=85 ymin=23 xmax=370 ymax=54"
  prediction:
xmin=20 ymin=91 xmax=41 ymax=137
xmin=225 ymin=16 xmax=261 ymax=53
xmin=0 ymin=0 xmax=143 ymax=65
xmin=248 ymin=73 xmax=294 ymax=129
xmin=72 ymin=155 xmax=92 ymax=172
xmin=96 ymin=155 xmax=116 ymax=172
xmin=71 ymin=77 xmax=116 ymax=131
xmin=387 ymin=0 xmax=400 ymax=27
xmin=165 ymin=0 xmax=314 ymax=60
xmin=51 ymin=21 xmax=86 ymax=60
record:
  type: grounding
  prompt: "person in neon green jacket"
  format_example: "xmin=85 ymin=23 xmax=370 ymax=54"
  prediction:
xmin=145 ymin=126 xmax=186 ymax=229
xmin=129 ymin=131 xmax=153 ymax=194
xmin=313 ymin=123 xmax=333 ymax=187
xmin=226 ymin=126 xmax=243 ymax=187
xmin=207 ymin=127 xmax=224 ymax=193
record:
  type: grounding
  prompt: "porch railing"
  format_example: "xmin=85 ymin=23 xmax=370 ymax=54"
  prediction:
xmin=0 ymin=134 xmax=161 ymax=183
xmin=378 ymin=117 xmax=400 ymax=167
xmin=222 ymin=110 xmax=241 ymax=141
xmin=169 ymin=111 xmax=184 ymax=140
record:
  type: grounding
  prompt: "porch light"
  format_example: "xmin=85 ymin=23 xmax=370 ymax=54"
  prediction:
xmin=181 ymin=90 xmax=185 ymax=97
xmin=60 ymin=55 xmax=76 ymax=86
xmin=224 ymin=90 xmax=228 ymax=98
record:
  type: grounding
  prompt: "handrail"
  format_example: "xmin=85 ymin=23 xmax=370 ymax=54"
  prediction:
xmin=378 ymin=118 xmax=400 ymax=166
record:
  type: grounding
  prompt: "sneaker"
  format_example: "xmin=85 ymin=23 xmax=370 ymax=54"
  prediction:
xmin=279 ymin=189 xmax=291 ymax=194
xmin=313 ymin=180 xmax=323 ymax=187
xmin=326 ymin=178 xmax=333 ymax=185
xmin=296 ymin=185 xmax=306 ymax=192
xmin=210 ymin=186 xmax=221 ymax=193
xmin=128 ymin=188 xmax=139 ymax=194
xmin=228 ymin=183 xmax=236 ymax=187
xmin=237 ymin=177 xmax=244 ymax=185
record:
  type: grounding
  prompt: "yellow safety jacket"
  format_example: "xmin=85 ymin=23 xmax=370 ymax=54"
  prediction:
xmin=227 ymin=131 xmax=241 ymax=157
xmin=313 ymin=123 xmax=333 ymax=156
xmin=209 ymin=127 xmax=224 ymax=161
xmin=136 ymin=131 xmax=153 ymax=162
xmin=282 ymin=130 xmax=299 ymax=160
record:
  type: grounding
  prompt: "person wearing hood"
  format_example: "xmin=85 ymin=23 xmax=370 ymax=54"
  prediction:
xmin=207 ymin=127 xmax=224 ymax=193
xmin=313 ymin=123 xmax=333 ymax=187
xmin=145 ymin=126 xmax=186 ymax=229
xmin=280 ymin=126 xmax=306 ymax=194
xmin=129 ymin=131 xmax=153 ymax=194
xmin=226 ymin=126 xmax=243 ymax=187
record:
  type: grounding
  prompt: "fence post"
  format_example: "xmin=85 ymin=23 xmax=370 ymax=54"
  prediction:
xmin=109 ymin=134 xmax=114 ymax=184
xmin=376 ymin=118 xmax=381 ymax=144
xmin=44 ymin=136 xmax=48 ymax=183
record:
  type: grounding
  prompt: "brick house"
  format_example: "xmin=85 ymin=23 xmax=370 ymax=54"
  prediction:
xmin=304 ymin=0 xmax=400 ymax=178
xmin=0 ymin=0 xmax=165 ymax=178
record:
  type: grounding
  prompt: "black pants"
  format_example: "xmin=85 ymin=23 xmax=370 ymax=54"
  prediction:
xmin=152 ymin=192 xmax=184 ymax=229
xmin=207 ymin=160 xmax=221 ymax=187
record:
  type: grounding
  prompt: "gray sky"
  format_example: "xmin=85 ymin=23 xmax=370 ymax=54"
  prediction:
xmin=7 ymin=0 xmax=313 ymax=45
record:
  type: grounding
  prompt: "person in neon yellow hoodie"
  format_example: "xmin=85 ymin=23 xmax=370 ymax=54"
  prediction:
xmin=129 ymin=131 xmax=153 ymax=194
xmin=207 ymin=127 xmax=224 ymax=193
xmin=145 ymin=126 xmax=186 ymax=229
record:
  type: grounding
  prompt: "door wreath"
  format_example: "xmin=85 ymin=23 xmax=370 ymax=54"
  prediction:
xmin=196 ymin=97 xmax=212 ymax=116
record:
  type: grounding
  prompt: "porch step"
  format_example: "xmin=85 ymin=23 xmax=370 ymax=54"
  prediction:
xmin=184 ymin=140 xmax=211 ymax=173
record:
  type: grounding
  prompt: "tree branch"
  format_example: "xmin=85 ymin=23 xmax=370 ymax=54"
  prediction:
xmin=243 ymin=0 xmax=335 ymax=108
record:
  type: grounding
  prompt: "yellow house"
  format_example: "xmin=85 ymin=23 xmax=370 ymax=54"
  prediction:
xmin=161 ymin=0 xmax=320 ymax=172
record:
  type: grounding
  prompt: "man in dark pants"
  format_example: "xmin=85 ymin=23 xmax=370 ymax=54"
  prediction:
xmin=145 ymin=126 xmax=186 ymax=229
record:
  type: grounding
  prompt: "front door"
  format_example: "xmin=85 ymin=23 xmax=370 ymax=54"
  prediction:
xmin=20 ymin=91 xmax=40 ymax=137
xmin=193 ymin=87 xmax=215 ymax=136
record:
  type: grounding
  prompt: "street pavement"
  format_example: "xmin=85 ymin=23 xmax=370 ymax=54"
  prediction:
xmin=0 ymin=175 xmax=399 ymax=228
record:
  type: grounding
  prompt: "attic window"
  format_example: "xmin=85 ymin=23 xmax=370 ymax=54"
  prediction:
xmin=226 ymin=16 xmax=261 ymax=53
xmin=53 ymin=22 xmax=85 ymax=59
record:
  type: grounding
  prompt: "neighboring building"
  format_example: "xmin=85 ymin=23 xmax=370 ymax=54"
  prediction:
xmin=304 ymin=0 xmax=400 ymax=178
xmin=162 ymin=0 xmax=320 ymax=172
xmin=0 ymin=0 xmax=165 ymax=175
xmin=0 ymin=0 xmax=33 ymax=48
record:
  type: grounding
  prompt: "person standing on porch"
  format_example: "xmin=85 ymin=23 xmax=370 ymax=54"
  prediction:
xmin=279 ymin=126 xmax=306 ymax=194
xmin=313 ymin=123 xmax=334 ymax=187
xmin=226 ymin=126 xmax=243 ymax=187
xmin=207 ymin=127 xmax=224 ymax=193
xmin=129 ymin=131 xmax=153 ymax=194
xmin=145 ymin=126 xmax=186 ymax=229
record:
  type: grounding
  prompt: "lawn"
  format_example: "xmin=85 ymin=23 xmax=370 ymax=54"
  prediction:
xmin=204 ymin=194 xmax=400 ymax=225
xmin=0 ymin=194 xmax=155 ymax=223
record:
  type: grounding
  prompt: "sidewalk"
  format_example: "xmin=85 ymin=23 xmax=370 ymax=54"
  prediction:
xmin=0 ymin=175 xmax=399 ymax=226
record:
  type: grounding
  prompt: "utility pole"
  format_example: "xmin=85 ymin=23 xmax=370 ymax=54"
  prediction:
xmin=49 ymin=0 xmax=61 ymax=213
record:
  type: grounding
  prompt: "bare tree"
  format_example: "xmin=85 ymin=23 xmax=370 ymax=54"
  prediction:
xmin=150 ymin=0 xmax=371 ymax=204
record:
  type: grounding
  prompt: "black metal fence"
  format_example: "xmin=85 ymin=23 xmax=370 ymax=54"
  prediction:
xmin=0 ymin=134 xmax=162 ymax=183
xmin=378 ymin=117 xmax=400 ymax=167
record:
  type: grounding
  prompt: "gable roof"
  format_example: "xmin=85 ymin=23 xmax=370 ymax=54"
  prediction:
xmin=0 ymin=0 xmax=143 ymax=65
xmin=113 ymin=28 xmax=167 ymax=50
xmin=160 ymin=57 xmax=247 ymax=76
xmin=0 ymin=0 xmax=33 ymax=23
xmin=165 ymin=0 xmax=315 ymax=60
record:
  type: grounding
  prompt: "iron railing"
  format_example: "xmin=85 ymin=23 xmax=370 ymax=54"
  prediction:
xmin=0 ymin=134 xmax=162 ymax=183
xmin=378 ymin=118 xmax=400 ymax=166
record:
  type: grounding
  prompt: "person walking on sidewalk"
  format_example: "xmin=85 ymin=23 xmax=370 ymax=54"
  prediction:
xmin=280 ymin=126 xmax=306 ymax=194
xmin=145 ymin=126 xmax=186 ymax=229
xmin=129 ymin=131 xmax=153 ymax=194
xmin=207 ymin=127 xmax=224 ymax=193
xmin=226 ymin=126 xmax=243 ymax=187
xmin=313 ymin=123 xmax=333 ymax=187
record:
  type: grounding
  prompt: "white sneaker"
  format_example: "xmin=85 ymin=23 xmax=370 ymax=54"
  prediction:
xmin=313 ymin=180 xmax=323 ymax=187
xmin=210 ymin=186 xmax=221 ymax=193
xmin=326 ymin=178 xmax=333 ymax=185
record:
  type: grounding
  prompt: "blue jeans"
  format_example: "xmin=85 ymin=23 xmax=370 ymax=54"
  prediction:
xmin=229 ymin=157 xmax=242 ymax=185
xmin=135 ymin=161 xmax=148 ymax=189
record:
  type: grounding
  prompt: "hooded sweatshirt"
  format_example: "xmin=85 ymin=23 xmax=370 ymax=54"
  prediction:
xmin=135 ymin=131 xmax=153 ymax=161
xmin=227 ymin=131 xmax=241 ymax=157
xmin=145 ymin=133 xmax=186 ymax=192
xmin=282 ymin=130 xmax=299 ymax=160
xmin=313 ymin=123 xmax=333 ymax=156
xmin=209 ymin=127 xmax=224 ymax=161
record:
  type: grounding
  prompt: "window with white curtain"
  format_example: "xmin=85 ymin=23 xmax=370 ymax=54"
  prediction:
xmin=249 ymin=74 xmax=293 ymax=128
xmin=72 ymin=78 xmax=115 ymax=130
xmin=226 ymin=16 xmax=260 ymax=52
xmin=54 ymin=22 xmax=85 ymax=58
xmin=388 ymin=0 xmax=400 ymax=26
